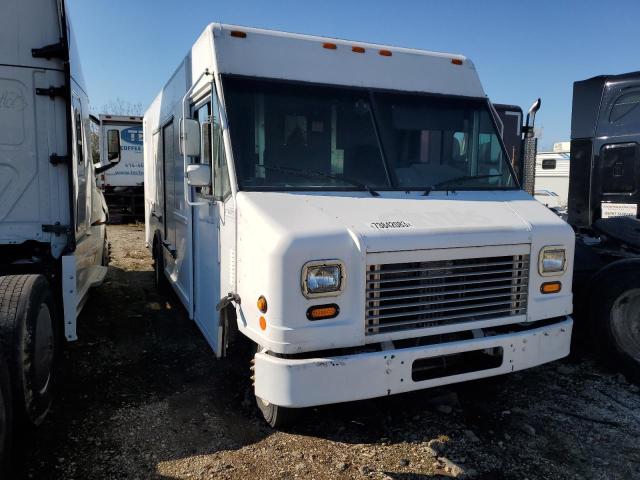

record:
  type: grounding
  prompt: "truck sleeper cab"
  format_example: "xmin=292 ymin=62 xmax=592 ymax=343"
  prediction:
xmin=144 ymin=24 xmax=574 ymax=427
xmin=0 ymin=0 xmax=113 ymax=465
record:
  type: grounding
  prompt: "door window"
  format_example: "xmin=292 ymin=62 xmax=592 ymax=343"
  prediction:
xmin=212 ymin=94 xmax=231 ymax=200
xmin=72 ymin=96 xmax=87 ymax=232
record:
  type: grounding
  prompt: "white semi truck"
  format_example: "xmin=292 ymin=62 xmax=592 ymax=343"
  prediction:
xmin=97 ymin=114 xmax=145 ymax=223
xmin=0 ymin=0 xmax=118 ymax=468
xmin=144 ymin=24 xmax=575 ymax=427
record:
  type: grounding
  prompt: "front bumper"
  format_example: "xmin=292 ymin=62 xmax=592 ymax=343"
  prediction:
xmin=254 ymin=317 xmax=573 ymax=408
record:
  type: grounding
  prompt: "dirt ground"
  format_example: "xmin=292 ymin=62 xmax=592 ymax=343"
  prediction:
xmin=15 ymin=224 xmax=640 ymax=479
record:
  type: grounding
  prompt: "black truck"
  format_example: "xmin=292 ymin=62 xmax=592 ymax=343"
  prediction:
xmin=568 ymin=71 xmax=640 ymax=381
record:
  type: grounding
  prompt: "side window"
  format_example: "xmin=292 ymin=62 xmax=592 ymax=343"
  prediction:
xmin=72 ymin=96 xmax=87 ymax=231
xmin=541 ymin=159 xmax=557 ymax=170
xmin=212 ymin=94 xmax=231 ymax=200
xmin=610 ymin=90 xmax=640 ymax=123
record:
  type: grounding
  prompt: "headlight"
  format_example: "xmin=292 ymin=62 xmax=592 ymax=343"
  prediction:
xmin=301 ymin=261 xmax=345 ymax=298
xmin=538 ymin=246 xmax=566 ymax=276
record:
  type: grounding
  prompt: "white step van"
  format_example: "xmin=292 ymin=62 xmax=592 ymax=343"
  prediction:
xmin=144 ymin=24 xmax=575 ymax=427
xmin=0 ymin=0 xmax=117 ymax=465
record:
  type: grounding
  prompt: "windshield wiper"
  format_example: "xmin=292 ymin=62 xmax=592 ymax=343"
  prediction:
xmin=261 ymin=164 xmax=380 ymax=197
xmin=423 ymin=174 xmax=504 ymax=196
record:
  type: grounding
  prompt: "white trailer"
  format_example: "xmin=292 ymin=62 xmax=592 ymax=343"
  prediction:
xmin=0 ymin=0 xmax=118 ymax=467
xmin=534 ymin=142 xmax=571 ymax=209
xmin=97 ymin=114 xmax=145 ymax=223
xmin=144 ymin=24 xmax=575 ymax=427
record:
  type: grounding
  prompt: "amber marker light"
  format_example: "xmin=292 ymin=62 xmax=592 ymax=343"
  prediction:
xmin=306 ymin=304 xmax=340 ymax=321
xmin=352 ymin=46 xmax=365 ymax=53
xmin=379 ymin=49 xmax=392 ymax=57
xmin=451 ymin=58 xmax=463 ymax=65
xmin=540 ymin=281 xmax=562 ymax=294
xmin=259 ymin=316 xmax=267 ymax=330
xmin=230 ymin=30 xmax=247 ymax=38
xmin=257 ymin=296 xmax=267 ymax=313
xmin=323 ymin=42 xmax=337 ymax=50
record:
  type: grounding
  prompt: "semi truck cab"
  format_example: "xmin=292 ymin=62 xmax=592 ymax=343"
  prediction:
xmin=144 ymin=24 xmax=574 ymax=426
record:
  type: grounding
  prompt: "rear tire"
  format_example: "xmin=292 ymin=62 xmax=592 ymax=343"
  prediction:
xmin=153 ymin=239 xmax=168 ymax=292
xmin=0 ymin=353 xmax=13 ymax=475
xmin=0 ymin=275 xmax=58 ymax=427
xmin=101 ymin=230 xmax=110 ymax=267
xmin=253 ymin=345 xmax=300 ymax=428
xmin=591 ymin=270 xmax=640 ymax=383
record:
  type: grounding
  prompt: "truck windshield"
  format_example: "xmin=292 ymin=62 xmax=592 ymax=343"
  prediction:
xmin=224 ymin=76 xmax=517 ymax=191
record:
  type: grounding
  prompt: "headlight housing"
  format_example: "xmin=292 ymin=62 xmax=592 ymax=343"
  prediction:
xmin=301 ymin=261 xmax=345 ymax=298
xmin=538 ymin=246 xmax=567 ymax=276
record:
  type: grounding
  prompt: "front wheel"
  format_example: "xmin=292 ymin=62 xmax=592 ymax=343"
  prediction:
xmin=253 ymin=345 xmax=300 ymax=428
xmin=0 ymin=275 xmax=58 ymax=427
xmin=591 ymin=270 xmax=640 ymax=383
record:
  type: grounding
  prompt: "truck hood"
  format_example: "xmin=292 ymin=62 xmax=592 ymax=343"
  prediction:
xmin=236 ymin=190 xmax=571 ymax=253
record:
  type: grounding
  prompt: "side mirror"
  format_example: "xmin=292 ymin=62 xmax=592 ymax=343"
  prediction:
xmin=186 ymin=164 xmax=211 ymax=187
xmin=107 ymin=129 xmax=121 ymax=163
xmin=180 ymin=118 xmax=201 ymax=157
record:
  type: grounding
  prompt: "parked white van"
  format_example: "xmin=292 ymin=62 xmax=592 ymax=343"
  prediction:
xmin=144 ymin=24 xmax=574 ymax=426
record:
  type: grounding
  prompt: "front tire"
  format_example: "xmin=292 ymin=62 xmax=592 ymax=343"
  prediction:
xmin=0 ymin=275 xmax=57 ymax=427
xmin=253 ymin=345 xmax=300 ymax=428
xmin=591 ymin=270 xmax=640 ymax=382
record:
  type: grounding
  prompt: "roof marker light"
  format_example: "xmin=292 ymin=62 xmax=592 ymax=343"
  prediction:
xmin=323 ymin=42 xmax=337 ymax=50
xmin=230 ymin=30 xmax=247 ymax=38
xmin=451 ymin=58 xmax=463 ymax=65
xmin=352 ymin=46 xmax=365 ymax=53
xmin=379 ymin=49 xmax=392 ymax=57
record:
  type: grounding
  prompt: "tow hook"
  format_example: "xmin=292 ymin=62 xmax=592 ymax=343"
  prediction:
xmin=216 ymin=292 xmax=241 ymax=311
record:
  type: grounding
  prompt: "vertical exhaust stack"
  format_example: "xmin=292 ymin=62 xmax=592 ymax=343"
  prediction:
xmin=521 ymin=98 xmax=541 ymax=195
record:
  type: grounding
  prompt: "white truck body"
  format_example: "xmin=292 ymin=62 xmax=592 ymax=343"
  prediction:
xmin=534 ymin=143 xmax=571 ymax=209
xmin=97 ymin=115 xmax=144 ymax=188
xmin=144 ymin=24 xmax=574 ymax=410
xmin=0 ymin=0 xmax=108 ymax=340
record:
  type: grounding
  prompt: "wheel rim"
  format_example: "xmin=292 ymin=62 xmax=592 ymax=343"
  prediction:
xmin=34 ymin=303 xmax=54 ymax=395
xmin=610 ymin=288 xmax=640 ymax=362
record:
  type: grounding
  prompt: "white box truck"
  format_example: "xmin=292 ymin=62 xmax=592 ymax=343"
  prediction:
xmin=144 ymin=24 xmax=575 ymax=427
xmin=97 ymin=114 xmax=145 ymax=223
xmin=0 ymin=0 xmax=118 ymax=467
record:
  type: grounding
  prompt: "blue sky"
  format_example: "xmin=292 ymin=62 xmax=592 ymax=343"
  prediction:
xmin=68 ymin=0 xmax=640 ymax=150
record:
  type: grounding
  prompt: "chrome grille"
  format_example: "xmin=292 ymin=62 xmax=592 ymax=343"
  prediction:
xmin=366 ymin=255 xmax=529 ymax=335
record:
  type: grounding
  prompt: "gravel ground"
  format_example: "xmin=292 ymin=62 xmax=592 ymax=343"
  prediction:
xmin=15 ymin=224 xmax=640 ymax=479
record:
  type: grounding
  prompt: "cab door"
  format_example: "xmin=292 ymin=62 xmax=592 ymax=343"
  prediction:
xmin=191 ymin=90 xmax=234 ymax=357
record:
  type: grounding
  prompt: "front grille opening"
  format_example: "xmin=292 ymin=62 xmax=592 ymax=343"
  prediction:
xmin=366 ymin=254 xmax=529 ymax=334
xmin=411 ymin=347 xmax=504 ymax=382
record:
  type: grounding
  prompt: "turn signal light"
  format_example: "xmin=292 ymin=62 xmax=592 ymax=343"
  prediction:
xmin=259 ymin=316 xmax=267 ymax=330
xmin=540 ymin=281 xmax=562 ymax=294
xmin=306 ymin=304 xmax=340 ymax=321
xmin=257 ymin=296 xmax=268 ymax=313
xmin=230 ymin=30 xmax=247 ymax=38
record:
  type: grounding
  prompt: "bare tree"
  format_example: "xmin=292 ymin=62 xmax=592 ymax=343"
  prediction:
xmin=101 ymin=98 xmax=143 ymax=116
